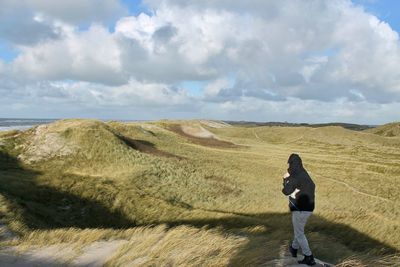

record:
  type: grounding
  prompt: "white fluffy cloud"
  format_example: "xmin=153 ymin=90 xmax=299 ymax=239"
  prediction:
xmin=13 ymin=24 xmax=124 ymax=85
xmin=0 ymin=0 xmax=126 ymax=46
xmin=0 ymin=0 xmax=126 ymax=24
xmin=1 ymin=0 xmax=400 ymax=123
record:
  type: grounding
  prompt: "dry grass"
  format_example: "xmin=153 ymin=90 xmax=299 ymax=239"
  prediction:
xmin=335 ymin=254 xmax=400 ymax=267
xmin=105 ymin=225 xmax=246 ymax=267
xmin=366 ymin=122 xmax=400 ymax=137
xmin=0 ymin=119 xmax=399 ymax=266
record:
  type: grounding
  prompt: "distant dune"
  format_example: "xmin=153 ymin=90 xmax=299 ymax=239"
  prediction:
xmin=366 ymin=122 xmax=400 ymax=137
xmin=224 ymin=120 xmax=375 ymax=131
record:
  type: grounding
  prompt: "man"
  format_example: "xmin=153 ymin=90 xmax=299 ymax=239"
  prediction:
xmin=282 ymin=153 xmax=316 ymax=266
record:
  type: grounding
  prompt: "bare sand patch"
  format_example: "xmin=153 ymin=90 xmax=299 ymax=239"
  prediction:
xmin=168 ymin=124 xmax=239 ymax=148
xmin=181 ymin=125 xmax=217 ymax=138
xmin=17 ymin=124 xmax=77 ymax=164
xmin=199 ymin=120 xmax=231 ymax=128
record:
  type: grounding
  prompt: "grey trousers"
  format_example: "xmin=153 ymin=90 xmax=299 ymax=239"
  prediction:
xmin=291 ymin=211 xmax=312 ymax=256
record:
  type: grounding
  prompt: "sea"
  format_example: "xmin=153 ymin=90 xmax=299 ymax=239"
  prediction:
xmin=0 ymin=118 xmax=56 ymax=131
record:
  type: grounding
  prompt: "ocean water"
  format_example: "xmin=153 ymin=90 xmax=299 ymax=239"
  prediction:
xmin=0 ymin=118 xmax=56 ymax=131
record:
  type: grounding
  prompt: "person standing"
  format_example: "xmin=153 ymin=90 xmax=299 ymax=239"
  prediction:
xmin=282 ymin=153 xmax=316 ymax=266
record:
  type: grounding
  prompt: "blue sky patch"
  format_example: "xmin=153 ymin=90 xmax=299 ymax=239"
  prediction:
xmin=0 ymin=41 xmax=18 ymax=62
xmin=122 ymin=0 xmax=152 ymax=16
xmin=178 ymin=80 xmax=209 ymax=97
xmin=353 ymin=0 xmax=400 ymax=33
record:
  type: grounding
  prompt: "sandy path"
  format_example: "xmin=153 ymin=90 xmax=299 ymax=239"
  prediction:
xmin=70 ymin=240 xmax=127 ymax=267
xmin=0 ymin=245 xmax=76 ymax=267
xmin=261 ymin=244 xmax=332 ymax=266
xmin=0 ymin=240 xmax=127 ymax=267
xmin=0 ymin=240 xmax=332 ymax=267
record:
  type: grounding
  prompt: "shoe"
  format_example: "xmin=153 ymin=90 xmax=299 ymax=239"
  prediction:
xmin=298 ymin=254 xmax=316 ymax=265
xmin=289 ymin=245 xmax=297 ymax=257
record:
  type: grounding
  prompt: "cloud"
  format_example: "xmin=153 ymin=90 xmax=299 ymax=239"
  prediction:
xmin=0 ymin=78 xmax=199 ymax=119
xmin=0 ymin=0 xmax=127 ymax=46
xmin=204 ymin=78 xmax=230 ymax=97
xmin=200 ymin=96 xmax=400 ymax=124
xmin=0 ymin=16 xmax=58 ymax=46
xmin=140 ymin=0 xmax=400 ymax=103
xmin=1 ymin=0 xmax=400 ymax=123
xmin=12 ymin=24 xmax=125 ymax=85
xmin=0 ymin=0 xmax=126 ymax=25
xmin=0 ymin=58 xmax=4 ymax=72
xmin=53 ymin=80 xmax=193 ymax=108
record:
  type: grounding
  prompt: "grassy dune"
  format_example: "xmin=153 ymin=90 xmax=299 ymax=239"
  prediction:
xmin=0 ymin=119 xmax=399 ymax=266
xmin=366 ymin=122 xmax=400 ymax=137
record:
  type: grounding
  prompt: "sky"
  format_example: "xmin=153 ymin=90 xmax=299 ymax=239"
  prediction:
xmin=0 ymin=0 xmax=400 ymax=124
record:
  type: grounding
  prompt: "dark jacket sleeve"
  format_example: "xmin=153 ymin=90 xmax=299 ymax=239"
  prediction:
xmin=282 ymin=176 xmax=297 ymax=196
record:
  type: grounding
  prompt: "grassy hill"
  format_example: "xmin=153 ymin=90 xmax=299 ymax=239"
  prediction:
xmin=0 ymin=119 xmax=399 ymax=266
xmin=366 ymin=122 xmax=400 ymax=137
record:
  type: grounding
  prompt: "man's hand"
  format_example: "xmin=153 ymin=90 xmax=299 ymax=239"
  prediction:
xmin=283 ymin=172 xmax=290 ymax=179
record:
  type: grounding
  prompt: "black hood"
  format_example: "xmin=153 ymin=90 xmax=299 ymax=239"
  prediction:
xmin=287 ymin=153 xmax=304 ymax=175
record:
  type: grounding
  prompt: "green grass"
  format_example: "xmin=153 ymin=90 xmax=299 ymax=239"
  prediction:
xmin=0 ymin=119 xmax=399 ymax=266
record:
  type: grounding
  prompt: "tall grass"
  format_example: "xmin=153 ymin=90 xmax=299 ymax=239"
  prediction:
xmin=0 ymin=119 xmax=399 ymax=265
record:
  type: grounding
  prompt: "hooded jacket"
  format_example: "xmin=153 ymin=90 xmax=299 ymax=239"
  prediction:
xmin=282 ymin=154 xmax=315 ymax=212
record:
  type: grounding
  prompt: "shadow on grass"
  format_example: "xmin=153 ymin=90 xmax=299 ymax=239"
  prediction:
xmin=116 ymin=134 xmax=184 ymax=159
xmin=0 ymin=151 xmax=134 ymax=230
xmin=161 ymin=211 xmax=398 ymax=265
xmin=0 ymin=151 xmax=397 ymax=265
